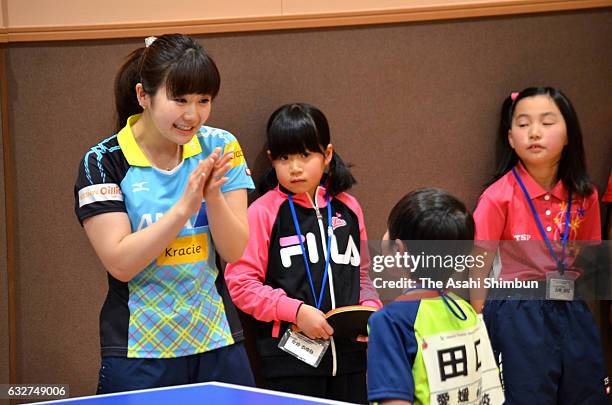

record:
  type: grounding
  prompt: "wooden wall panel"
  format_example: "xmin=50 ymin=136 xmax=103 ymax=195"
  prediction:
xmin=1 ymin=1 xmax=610 ymax=43
xmin=6 ymin=0 xmax=280 ymax=27
xmin=0 ymin=0 xmax=5 ymax=28
xmin=283 ymin=0 xmax=519 ymax=14
xmin=5 ymin=8 xmax=612 ymax=397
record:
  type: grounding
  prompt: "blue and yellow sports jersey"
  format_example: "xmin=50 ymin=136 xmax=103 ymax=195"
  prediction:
xmin=367 ymin=290 xmax=503 ymax=405
xmin=74 ymin=115 xmax=255 ymax=358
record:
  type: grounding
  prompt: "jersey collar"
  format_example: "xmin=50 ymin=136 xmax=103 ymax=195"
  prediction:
xmin=117 ymin=114 xmax=202 ymax=167
xmin=514 ymin=161 xmax=565 ymax=201
xmin=277 ymin=184 xmax=329 ymax=208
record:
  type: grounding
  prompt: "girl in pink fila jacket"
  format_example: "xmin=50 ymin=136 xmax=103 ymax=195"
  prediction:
xmin=226 ymin=103 xmax=381 ymax=403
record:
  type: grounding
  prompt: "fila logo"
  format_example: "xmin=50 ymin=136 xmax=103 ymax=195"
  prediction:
xmin=279 ymin=233 xmax=360 ymax=268
xmin=513 ymin=234 xmax=532 ymax=241
xmin=132 ymin=182 xmax=150 ymax=192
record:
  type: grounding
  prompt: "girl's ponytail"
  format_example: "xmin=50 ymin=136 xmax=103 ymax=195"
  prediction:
xmin=257 ymin=167 xmax=279 ymax=196
xmin=114 ymin=48 xmax=145 ymax=132
xmin=326 ymin=151 xmax=356 ymax=196
xmin=257 ymin=152 xmax=357 ymax=197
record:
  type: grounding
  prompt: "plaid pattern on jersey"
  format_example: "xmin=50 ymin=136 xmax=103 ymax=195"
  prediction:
xmin=127 ymin=261 xmax=234 ymax=358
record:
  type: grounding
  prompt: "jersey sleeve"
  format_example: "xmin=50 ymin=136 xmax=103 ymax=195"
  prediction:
xmin=473 ymin=192 xmax=506 ymax=250
xmin=336 ymin=193 xmax=382 ymax=307
xmin=576 ymin=189 xmax=601 ymax=241
xmin=367 ymin=305 xmax=418 ymax=403
xmin=225 ymin=198 xmax=303 ymax=323
xmin=74 ymin=145 xmax=128 ymax=226
xmin=214 ymin=130 xmax=255 ymax=193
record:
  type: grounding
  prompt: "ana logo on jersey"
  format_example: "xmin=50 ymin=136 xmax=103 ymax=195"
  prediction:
xmin=278 ymin=233 xmax=360 ymax=269
xmin=132 ymin=182 xmax=150 ymax=192
xmin=137 ymin=202 xmax=208 ymax=231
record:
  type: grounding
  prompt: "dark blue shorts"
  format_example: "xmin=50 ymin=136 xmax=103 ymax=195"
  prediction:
xmin=484 ymin=298 xmax=609 ymax=405
xmin=97 ymin=342 xmax=255 ymax=394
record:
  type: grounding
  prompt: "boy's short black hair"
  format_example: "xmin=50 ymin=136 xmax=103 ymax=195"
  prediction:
xmin=387 ymin=188 xmax=475 ymax=282
xmin=388 ymin=188 xmax=474 ymax=241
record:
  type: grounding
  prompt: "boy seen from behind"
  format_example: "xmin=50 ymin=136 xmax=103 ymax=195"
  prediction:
xmin=367 ymin=188 xmax=504 ymax=405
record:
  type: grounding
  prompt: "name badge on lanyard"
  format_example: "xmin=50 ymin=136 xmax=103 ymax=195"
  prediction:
xmin=278 ymin=328 xmax=330 ymax=368
xmin=512 ymin=168 xmax=574 ymax=301
xmin=277 ymin=192 xmax=334 ymax=367
xmin=545 ymin=271 xmax=576 ymax=301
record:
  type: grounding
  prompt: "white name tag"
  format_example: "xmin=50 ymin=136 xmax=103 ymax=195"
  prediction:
xmin=278 ymin=328 xmax=329 ymax=368
xmin=546 ymin=272 xmax=575 ymax=301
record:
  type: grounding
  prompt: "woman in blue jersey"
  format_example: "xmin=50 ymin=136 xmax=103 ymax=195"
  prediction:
xmin=74 ymin=34 xmax=255 ymax=393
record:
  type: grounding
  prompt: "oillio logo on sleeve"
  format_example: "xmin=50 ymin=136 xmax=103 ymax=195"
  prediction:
xmin=78 ymin=183 xmax=123 ymax=207
xmin=157 ymin=233 xmax=208 ymax=266
xmin=224 ymin=141 xmax=245 ymax=168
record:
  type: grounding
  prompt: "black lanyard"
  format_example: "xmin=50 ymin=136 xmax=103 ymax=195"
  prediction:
xmin=287 ymin=193 xmax=333 ymax=310
xmin=512 ymin=168 xmax=572 ymax=274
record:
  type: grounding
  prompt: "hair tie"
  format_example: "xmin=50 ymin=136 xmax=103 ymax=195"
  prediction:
xmin=510 ymin=92 xmax=520 ymax=101
xmin=144 ymin=36 xmax=157 ymax=47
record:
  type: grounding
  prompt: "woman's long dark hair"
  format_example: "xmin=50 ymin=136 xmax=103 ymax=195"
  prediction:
xmin=486 ymin=87 xmax=594 ymax=196
xmin=114 ymin=34 xmax=220 ymax=132
xmin=258 ymin=103 xmax=356 ymax=196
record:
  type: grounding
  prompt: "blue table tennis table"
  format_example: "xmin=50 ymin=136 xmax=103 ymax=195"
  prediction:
xmin=26 ymin=382 xmax=352 ymax=404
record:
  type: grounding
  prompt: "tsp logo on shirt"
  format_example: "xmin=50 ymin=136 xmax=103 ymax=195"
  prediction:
xmin=512 ymin=234 xmax=532 ymax=241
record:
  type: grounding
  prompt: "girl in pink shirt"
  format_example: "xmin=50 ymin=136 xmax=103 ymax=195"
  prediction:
xmin=472 ymin=87 xmax=609 ymax=404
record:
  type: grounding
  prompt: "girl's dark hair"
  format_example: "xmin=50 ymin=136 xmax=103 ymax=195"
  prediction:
xmin=486 ymin=86 xmax=593 ymax=196
xmin=114 ymin=34 xmax=220 ymax=131
xmin=387 ymin=188 xmax=475 ymax=242
xmin=258 ymin=103 xmax=356 ymax=196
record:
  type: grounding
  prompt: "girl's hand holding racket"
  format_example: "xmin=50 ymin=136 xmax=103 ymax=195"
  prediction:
xmin=295 ymin=304 xmax=334 ymax=340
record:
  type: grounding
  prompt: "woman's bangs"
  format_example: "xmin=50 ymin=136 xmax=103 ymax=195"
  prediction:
xmin=165 ymin=51 xmax=220 ymax=98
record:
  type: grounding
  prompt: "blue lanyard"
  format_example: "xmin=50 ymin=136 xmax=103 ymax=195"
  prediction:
xmin=401 ymin=287 xmax=467 ymax=321
xmin=287 ymin=192 xmax=333 ymax=310
xmin=511 ymin=168 xmax=572 ymax=274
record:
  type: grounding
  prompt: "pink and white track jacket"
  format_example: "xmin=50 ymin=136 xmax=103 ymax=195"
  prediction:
xmin=225 ymin=185 xmax=381 ymax=378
